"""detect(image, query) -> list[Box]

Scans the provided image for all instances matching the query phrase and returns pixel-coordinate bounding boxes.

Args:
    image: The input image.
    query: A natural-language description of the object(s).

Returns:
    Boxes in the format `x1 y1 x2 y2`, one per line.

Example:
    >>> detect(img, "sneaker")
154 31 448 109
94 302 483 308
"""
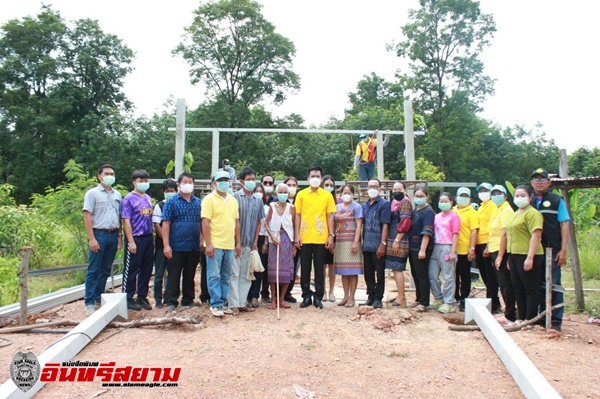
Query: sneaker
181 302 196 310
415 304 428 312
155 300 164 309
210 306 224 317
438 304 457 314
551 324 562 333
94 301 101 310
85 305 96 316
458 300 465 312
429 300 443 309
222 307 234 315
127 298 142 311
284 295 297 304
167 304 177 312
261 296 271 304
136 296 152 310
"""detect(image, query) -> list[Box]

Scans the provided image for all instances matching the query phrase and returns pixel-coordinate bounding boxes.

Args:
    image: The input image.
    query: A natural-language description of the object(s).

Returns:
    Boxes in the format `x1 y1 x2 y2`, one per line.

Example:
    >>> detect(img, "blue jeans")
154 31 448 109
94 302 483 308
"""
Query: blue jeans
206 249 233 308
358 162 375 181
539 250 564 326
84 230 119 306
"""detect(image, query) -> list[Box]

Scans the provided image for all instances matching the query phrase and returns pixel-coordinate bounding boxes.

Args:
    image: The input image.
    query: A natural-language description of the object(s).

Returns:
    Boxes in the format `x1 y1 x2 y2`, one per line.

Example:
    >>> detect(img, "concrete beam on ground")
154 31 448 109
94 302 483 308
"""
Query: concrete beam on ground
464 298 561 399
0 294 128 399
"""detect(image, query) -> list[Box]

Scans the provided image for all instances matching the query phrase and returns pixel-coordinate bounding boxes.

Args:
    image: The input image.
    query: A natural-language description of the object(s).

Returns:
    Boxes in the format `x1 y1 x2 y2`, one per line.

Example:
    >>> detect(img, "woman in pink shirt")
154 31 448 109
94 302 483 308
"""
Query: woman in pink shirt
429 192 460 314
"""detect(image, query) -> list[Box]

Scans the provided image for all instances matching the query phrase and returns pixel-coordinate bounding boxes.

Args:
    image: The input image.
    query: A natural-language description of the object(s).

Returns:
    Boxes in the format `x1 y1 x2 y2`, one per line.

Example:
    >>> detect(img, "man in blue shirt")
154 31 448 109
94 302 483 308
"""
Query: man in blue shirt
531 168 570 332
361 179 391 309
162 173 202 311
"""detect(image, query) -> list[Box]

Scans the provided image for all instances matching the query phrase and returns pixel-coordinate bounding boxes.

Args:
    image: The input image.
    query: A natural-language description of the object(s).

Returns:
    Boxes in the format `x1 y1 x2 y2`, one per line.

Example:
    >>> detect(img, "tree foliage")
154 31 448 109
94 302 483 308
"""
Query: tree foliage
174 0 300 127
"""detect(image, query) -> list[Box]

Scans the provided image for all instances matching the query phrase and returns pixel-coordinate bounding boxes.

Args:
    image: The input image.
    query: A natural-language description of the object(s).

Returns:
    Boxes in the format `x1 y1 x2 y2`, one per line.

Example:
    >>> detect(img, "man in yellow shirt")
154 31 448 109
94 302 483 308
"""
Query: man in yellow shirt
454 187 479 311
201 171 241 317
475 182 502 314
353 130 389 181
294 166 337 309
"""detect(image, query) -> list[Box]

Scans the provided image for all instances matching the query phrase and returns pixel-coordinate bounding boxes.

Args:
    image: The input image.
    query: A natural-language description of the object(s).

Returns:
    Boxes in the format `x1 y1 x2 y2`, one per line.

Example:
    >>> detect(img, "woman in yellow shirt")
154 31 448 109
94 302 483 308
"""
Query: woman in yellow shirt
453 187 479 311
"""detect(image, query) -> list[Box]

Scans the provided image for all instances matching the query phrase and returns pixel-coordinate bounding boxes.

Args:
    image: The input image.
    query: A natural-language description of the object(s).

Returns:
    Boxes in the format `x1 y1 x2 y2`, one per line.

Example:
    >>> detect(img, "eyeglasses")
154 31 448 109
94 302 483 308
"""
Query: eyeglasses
262 181 274 186
532 178 548 182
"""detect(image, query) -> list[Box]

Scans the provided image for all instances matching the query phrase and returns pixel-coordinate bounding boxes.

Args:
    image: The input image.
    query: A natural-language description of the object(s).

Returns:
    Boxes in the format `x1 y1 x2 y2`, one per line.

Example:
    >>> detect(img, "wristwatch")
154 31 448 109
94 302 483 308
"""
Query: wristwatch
329 233 335 237
469 246 475 251
381 241 387 246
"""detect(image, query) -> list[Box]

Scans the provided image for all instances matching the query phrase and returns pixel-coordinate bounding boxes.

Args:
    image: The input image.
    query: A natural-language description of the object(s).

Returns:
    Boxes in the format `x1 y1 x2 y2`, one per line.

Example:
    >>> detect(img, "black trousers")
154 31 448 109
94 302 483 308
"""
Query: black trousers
509 254 543 321
165 251 199 307
455 254 472 302
199 252 210 302
475 244 500 310
300 244 326 299
490 252 516 321
363 251 386 300
409 249 432 306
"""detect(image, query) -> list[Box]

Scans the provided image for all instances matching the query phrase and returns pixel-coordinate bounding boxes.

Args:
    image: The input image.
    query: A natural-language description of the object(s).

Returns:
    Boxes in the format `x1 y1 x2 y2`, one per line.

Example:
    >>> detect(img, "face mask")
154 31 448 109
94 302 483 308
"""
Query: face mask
180 183 194 194
164 192 176 201
478 192 491 202
491 194 505 206
102 175 115 187
253 192 263 200
288 187 297 197
227 188 233 195
414 197 426 206
342 194 353 203
136 182 149 193
362 138 368 143
392 192 405 201
216 181 229 193
456 196 470 207
367 189 379 199
224 165 230 171
309 177 321 188
514 197 530 209
438 202 451 212
277 193 289 202
264 185 273 194
244 181 256 191
324 185 334 192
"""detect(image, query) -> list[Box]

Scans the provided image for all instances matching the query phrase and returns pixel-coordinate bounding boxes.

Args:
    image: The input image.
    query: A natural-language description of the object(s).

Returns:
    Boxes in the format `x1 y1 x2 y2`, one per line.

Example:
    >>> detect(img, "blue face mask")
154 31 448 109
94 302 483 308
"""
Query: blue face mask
277 193 289 203
216 181 229 193
414 197 426 206
136 182 149 193
456 196 470 207
244 181 256 191
324 186 334 192
438 202 451 212
491 194 505 206
164 192 176 201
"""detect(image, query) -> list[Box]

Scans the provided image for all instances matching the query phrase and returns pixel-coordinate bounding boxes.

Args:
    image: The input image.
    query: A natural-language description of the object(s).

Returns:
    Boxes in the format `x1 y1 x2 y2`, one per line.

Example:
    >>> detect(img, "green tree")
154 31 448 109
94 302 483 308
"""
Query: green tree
174 0 300 127
569 147 600 177
389 0 496 176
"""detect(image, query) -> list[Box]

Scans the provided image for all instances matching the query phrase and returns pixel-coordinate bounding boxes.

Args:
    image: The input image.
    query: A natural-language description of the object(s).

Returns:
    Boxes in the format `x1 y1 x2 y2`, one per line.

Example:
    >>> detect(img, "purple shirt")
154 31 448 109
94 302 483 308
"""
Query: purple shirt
121 192 153 236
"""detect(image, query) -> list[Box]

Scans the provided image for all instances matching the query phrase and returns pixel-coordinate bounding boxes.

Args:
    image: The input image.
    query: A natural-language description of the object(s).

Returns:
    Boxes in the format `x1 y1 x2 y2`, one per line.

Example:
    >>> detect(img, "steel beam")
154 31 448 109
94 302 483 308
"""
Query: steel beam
0 293 128 398
464 298 561 399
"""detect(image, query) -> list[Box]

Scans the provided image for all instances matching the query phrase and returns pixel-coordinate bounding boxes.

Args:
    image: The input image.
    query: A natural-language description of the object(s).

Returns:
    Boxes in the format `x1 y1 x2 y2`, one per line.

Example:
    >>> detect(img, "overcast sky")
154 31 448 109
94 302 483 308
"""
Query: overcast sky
2 0 599 155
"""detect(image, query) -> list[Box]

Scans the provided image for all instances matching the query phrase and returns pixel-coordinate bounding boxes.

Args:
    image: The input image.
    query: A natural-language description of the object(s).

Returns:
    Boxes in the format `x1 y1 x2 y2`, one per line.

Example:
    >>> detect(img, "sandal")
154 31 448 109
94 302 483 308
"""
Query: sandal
279 301 291 309
345 300 355 307
391 300 407 308
338 298 348 306
267 303 277 310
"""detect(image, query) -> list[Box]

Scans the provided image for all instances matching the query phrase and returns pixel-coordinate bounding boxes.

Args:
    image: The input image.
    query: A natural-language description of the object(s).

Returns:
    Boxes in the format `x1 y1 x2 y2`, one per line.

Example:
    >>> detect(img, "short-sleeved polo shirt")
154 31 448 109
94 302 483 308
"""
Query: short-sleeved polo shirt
201 191 239 250
454 205 479 255
162 193 201 252
476 200 495 245
361 197 391 252
506 206 543 255
295 187 337 244
83 184 122 230
487 202 514 253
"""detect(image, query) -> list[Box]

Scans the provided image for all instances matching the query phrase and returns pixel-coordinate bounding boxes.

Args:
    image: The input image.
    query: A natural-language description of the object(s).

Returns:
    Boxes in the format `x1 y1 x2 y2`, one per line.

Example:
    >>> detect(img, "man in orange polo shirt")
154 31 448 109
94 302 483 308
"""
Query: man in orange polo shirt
294 166 337 309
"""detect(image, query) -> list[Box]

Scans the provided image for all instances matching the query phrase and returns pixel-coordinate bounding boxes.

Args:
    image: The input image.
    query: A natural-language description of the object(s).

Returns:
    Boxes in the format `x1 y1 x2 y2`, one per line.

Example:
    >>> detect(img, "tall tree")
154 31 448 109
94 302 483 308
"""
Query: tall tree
389 0 496 175
174 0 300 127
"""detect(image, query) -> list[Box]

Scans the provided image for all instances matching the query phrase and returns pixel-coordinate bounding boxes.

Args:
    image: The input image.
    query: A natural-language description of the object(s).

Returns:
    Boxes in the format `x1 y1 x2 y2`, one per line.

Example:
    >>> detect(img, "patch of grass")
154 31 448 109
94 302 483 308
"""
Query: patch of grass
290 332 302 339
387 350 408 358
301 342 316 351
561 267 600 317
28 273 82 298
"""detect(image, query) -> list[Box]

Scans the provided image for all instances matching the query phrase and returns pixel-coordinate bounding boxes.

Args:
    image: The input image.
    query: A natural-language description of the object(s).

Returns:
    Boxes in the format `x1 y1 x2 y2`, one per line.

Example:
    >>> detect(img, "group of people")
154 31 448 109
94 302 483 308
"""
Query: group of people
82 162 568 331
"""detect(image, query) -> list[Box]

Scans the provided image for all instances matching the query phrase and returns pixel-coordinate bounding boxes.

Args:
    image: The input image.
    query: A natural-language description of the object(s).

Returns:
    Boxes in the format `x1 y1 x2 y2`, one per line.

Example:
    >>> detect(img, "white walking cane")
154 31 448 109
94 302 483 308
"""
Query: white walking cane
276 239 281 320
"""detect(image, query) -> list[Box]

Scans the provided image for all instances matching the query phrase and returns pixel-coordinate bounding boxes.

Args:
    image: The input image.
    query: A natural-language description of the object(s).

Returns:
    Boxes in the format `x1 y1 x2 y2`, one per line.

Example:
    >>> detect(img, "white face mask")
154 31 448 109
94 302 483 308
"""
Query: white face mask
367 189 379 199
253 192 263 200
288 187 297 197
342 194 353 203
478 192 491 202
309 177 321 188
179 183 194 194
264 186 273 194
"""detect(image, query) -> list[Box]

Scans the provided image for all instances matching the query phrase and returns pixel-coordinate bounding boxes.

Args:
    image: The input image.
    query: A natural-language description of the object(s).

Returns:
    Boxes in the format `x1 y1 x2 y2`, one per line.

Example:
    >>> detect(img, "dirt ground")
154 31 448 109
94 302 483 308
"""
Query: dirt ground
1 272 599 399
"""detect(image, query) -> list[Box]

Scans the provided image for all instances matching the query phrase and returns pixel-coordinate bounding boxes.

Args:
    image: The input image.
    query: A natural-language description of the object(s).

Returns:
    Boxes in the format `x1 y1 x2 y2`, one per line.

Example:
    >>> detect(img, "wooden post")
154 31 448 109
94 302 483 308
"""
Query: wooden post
175 98 186 178
545 248 552 331
19 247 32 326
559 149 585 311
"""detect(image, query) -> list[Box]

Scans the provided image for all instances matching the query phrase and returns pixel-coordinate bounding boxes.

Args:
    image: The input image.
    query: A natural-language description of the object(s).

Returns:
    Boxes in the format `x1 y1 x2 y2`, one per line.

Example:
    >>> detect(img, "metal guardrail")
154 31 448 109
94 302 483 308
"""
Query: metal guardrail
28 260 123 277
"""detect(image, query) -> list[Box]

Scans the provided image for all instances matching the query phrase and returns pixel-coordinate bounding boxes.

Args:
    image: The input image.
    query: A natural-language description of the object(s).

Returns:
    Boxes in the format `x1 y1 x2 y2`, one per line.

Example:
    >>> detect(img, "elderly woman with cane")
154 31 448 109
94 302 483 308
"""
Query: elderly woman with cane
265 183 296 311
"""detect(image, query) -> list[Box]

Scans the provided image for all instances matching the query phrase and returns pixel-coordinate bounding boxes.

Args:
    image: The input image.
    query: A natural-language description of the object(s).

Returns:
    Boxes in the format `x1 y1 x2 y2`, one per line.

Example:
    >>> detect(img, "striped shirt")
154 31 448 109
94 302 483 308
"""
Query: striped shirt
233 189 265 247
